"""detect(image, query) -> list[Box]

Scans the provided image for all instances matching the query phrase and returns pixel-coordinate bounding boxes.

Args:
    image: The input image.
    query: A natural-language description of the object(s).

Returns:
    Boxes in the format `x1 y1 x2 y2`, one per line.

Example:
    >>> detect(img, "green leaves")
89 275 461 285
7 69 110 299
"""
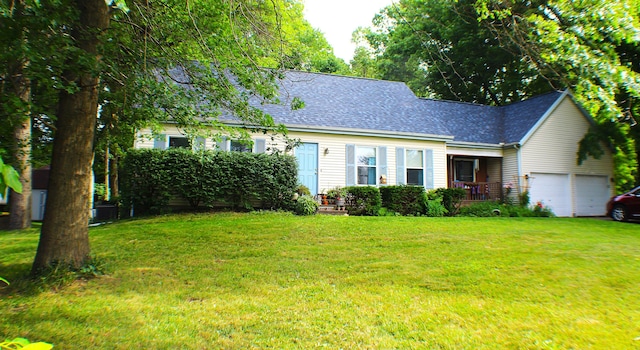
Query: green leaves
0 155 22 195
0 338 53 350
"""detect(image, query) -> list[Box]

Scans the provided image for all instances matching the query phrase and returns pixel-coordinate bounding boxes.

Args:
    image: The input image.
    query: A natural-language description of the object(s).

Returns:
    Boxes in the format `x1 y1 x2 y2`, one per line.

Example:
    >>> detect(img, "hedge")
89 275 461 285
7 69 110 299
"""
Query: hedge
379 185 428 216
120 148 297 215
345 186 381 216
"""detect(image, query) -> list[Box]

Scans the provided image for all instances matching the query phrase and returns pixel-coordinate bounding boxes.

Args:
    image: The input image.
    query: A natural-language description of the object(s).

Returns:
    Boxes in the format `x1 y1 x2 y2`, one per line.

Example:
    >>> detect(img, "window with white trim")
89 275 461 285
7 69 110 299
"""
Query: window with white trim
169 136 190 149
357 146 377 185
230 140 252 152
454 159 475 182
406 149 424 186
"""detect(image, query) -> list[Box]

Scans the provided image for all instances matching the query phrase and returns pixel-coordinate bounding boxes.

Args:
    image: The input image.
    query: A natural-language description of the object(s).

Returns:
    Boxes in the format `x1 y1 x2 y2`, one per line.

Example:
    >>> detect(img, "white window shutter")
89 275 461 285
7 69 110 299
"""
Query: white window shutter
425 149 434 189
153 134 166 149
378 146 387 185
346 144 356 186
396 147 405 185
255 138 266 153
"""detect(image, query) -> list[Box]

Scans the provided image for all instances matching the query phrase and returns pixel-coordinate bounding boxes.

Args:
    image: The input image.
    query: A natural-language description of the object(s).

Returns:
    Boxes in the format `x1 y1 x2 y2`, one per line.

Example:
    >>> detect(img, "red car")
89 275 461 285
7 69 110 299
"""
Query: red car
607 186 640 222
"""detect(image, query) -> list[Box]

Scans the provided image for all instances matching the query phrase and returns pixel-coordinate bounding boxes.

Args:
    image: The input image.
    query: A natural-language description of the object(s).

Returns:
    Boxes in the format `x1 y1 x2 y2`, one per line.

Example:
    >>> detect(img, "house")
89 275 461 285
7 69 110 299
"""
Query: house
135 71 614 217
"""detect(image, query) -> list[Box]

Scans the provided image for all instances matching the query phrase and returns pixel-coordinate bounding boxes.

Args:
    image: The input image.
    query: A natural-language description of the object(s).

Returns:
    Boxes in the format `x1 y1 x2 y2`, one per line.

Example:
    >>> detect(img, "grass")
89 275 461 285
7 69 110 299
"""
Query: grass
1 213 640 349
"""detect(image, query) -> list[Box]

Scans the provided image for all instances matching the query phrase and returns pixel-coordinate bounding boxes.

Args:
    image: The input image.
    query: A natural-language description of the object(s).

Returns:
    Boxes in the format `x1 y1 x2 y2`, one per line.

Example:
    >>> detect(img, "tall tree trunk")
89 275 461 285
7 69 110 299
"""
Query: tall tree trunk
110 154 119 199
32 0 109 273
6 0 32 230
9 114 32 230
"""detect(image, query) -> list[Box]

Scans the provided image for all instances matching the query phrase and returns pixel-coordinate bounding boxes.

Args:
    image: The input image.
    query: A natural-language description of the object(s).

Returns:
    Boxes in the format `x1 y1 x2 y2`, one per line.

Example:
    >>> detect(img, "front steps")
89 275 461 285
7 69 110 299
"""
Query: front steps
318 205 349 216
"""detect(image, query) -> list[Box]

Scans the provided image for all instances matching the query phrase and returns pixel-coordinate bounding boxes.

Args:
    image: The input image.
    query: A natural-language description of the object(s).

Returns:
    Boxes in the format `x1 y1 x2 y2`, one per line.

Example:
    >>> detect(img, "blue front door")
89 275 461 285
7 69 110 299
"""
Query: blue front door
296 143 319 195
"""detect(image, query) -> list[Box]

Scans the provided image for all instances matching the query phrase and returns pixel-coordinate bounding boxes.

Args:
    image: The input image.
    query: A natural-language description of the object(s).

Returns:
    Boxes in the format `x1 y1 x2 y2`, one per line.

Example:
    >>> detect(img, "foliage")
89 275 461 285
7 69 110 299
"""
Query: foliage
379 185 427 216
425 190 448 217
120 149 297 215
0 156 22 195
0 338 53 350
434 188 466 216
363 0 548 103
296 184 310 196
294 195 319 216
326 186 347 200
120 149 173 216
519 190 530 207
344 186 381 216
458 200 554 217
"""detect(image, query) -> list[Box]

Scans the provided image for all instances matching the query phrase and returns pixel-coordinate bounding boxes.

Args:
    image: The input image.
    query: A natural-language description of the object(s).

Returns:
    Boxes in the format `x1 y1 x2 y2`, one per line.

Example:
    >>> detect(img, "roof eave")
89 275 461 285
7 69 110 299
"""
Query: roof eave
284 124 454 142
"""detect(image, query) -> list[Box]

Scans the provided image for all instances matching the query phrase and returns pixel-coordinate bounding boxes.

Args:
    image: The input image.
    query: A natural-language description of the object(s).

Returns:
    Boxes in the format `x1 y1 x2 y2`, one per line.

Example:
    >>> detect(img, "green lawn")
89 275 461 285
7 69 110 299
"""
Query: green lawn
1 213 639 349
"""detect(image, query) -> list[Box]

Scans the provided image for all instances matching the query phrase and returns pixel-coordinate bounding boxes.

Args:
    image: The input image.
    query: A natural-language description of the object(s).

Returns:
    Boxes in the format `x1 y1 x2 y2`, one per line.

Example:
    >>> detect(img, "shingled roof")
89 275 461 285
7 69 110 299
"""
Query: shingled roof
256 71 565 146
257 71 452 139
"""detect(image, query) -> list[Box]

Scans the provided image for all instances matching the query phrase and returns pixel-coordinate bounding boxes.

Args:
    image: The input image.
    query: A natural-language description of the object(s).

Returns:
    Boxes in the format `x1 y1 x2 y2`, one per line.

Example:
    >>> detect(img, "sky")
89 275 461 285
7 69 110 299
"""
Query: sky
302 0 393 62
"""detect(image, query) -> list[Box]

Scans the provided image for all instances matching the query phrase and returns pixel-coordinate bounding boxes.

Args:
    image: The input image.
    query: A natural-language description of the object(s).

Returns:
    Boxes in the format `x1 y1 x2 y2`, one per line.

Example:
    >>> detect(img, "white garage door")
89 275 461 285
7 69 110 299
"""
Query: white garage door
575 175 610 216
529 173 572 217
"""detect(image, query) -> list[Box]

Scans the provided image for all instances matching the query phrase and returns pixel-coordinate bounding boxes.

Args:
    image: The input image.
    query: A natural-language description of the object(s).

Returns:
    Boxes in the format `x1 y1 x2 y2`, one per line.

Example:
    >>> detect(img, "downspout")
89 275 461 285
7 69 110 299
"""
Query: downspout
514 144 522 195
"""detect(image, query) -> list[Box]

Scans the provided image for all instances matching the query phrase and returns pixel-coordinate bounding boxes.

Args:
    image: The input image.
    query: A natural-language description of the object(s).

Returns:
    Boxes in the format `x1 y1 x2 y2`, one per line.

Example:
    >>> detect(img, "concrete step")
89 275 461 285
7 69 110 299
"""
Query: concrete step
318 205 349 216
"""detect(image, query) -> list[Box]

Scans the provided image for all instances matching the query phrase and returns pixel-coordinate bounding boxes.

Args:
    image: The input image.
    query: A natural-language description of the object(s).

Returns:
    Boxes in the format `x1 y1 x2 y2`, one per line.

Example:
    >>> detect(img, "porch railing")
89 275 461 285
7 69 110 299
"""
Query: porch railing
451 182 502 202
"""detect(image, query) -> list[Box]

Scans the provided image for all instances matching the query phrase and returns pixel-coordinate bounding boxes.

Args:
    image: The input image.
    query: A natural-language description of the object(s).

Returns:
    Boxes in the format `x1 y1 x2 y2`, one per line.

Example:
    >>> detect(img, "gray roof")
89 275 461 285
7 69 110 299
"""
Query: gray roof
254 71 565 145
501 91 564 144
256 71 451 138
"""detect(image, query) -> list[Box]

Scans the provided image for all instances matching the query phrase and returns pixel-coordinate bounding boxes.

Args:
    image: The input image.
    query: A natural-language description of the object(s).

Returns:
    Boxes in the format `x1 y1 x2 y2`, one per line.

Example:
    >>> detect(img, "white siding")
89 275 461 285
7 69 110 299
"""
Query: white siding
502 147 520 193
136 127 448 191
520 97 614 216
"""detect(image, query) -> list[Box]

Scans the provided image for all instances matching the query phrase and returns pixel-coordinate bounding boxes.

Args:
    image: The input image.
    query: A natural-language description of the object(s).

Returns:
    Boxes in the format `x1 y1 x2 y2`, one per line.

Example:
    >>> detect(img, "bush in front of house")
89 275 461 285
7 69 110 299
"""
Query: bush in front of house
380 185 428 216
435 187 466 216
120 149 297 215
120 149 173 216
458 200 555 217
425 190 447 217
344 186 381 216
294 195 319 215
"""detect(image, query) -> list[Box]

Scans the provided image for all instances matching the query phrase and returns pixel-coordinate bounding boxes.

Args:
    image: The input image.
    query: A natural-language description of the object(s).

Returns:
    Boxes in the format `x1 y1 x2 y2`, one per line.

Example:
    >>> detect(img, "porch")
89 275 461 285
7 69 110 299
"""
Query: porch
448 155 503 203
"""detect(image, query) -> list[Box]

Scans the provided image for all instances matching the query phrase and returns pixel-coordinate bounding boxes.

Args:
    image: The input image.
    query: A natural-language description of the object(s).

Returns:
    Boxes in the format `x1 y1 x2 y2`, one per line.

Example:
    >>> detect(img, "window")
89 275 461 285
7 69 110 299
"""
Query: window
169 136 190 149
455 159 475 182
357 146 377 185
406 149 424 185
230 140 252 152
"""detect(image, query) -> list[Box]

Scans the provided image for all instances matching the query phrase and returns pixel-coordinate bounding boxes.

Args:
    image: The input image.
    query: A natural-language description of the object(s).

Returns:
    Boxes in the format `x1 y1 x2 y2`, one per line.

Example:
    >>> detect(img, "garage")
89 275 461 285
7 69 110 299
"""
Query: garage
575 175 611 216
529 173 572 217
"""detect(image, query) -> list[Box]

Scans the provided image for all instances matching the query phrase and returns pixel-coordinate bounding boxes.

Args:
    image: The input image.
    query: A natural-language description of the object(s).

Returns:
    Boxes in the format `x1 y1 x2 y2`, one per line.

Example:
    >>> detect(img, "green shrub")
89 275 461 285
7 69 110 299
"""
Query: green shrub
294 195 319 215
0 338 53 349
458 201 505 217
435 188 466 216
120 149 173 216
344 186 381 216
120 149 297 215
425 190 447 217
519 190 530 207
380 185 428 216
457 201 555 217
296 184 311 196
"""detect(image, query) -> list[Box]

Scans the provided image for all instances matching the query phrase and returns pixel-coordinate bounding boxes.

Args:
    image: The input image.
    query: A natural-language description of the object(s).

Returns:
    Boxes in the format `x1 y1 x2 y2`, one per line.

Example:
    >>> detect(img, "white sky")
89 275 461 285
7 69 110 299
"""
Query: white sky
302 0 393 62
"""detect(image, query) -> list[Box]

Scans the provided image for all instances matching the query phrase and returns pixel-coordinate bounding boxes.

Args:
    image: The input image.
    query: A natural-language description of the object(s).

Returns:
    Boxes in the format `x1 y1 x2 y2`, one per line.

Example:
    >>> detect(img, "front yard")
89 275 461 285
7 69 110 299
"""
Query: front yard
1 213 639 348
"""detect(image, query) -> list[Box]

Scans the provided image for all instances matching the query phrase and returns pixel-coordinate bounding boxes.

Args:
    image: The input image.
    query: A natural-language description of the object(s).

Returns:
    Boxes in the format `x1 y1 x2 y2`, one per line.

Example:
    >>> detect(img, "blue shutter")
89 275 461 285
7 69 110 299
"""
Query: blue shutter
255 138 266 153
153 134 166 149
378 146 387 185
346 144 356 186
425 149 434 189
218 137 228 151
396 147 405 185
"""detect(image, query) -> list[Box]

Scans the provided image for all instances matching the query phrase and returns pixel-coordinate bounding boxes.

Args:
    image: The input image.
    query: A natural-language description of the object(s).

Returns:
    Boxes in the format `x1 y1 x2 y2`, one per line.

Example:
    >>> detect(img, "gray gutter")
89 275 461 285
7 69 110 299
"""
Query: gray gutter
222 121 455 142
